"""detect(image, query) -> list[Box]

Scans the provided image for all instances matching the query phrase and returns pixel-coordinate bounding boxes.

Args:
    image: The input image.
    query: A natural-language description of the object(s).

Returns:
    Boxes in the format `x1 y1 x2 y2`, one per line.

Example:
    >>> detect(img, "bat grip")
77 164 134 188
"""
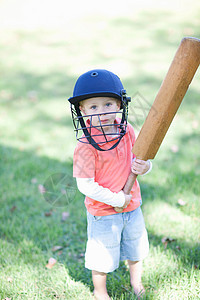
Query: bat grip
114 172 138 213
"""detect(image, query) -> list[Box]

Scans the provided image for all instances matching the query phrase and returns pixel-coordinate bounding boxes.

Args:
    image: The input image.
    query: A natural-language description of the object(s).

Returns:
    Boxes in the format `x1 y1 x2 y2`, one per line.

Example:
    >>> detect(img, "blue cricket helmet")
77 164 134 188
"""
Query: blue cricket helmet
68 69 125 106
68 69 131 151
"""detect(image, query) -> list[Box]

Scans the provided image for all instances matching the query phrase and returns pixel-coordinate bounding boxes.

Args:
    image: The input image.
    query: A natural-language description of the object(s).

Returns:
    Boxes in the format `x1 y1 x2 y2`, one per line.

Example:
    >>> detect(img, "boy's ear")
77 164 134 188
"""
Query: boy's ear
79 105 86 115
117 100 121 111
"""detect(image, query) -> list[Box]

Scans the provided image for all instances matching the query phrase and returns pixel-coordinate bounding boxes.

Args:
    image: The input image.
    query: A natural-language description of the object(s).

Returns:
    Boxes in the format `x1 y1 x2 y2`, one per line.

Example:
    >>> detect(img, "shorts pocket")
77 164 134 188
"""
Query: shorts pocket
94 216 102 221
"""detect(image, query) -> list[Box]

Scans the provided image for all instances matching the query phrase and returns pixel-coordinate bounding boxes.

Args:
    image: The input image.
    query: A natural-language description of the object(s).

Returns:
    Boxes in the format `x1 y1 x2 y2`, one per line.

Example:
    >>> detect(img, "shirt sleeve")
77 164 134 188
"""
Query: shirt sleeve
73 143 96 178
76 177 125 207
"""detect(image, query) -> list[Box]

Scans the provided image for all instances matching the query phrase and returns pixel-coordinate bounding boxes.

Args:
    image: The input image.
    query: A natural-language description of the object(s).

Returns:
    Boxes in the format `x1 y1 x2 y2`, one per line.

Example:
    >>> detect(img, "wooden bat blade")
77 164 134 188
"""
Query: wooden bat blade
132 37 200 160
115 37 200 212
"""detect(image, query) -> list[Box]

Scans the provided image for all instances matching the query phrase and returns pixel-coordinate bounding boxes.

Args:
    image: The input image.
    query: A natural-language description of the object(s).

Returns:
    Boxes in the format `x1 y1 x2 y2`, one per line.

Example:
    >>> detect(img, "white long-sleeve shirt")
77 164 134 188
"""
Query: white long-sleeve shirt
76 177 125 207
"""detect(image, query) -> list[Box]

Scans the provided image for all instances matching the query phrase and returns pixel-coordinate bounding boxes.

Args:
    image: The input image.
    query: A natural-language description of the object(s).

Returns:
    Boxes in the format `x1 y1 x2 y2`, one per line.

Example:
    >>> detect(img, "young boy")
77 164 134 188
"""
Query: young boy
68 69 151 300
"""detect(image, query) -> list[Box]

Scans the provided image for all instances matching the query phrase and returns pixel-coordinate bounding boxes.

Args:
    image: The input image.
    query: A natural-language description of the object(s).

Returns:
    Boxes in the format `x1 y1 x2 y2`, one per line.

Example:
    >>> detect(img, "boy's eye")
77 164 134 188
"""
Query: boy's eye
90 105 97 110
106 102 112 107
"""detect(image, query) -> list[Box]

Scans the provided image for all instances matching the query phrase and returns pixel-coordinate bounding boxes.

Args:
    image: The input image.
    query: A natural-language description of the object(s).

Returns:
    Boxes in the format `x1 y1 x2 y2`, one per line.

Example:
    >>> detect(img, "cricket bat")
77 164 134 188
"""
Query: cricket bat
115 37 200 213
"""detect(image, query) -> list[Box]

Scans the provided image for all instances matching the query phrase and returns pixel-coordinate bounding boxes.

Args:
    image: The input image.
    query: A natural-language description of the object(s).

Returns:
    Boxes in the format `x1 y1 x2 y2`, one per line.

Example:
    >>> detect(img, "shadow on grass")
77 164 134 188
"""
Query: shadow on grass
147 231 200 267
0 142 199 299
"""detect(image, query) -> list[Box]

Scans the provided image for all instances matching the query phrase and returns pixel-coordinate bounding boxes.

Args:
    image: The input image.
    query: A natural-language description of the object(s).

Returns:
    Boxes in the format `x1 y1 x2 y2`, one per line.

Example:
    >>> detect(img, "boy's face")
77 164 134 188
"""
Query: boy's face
80 97 121 133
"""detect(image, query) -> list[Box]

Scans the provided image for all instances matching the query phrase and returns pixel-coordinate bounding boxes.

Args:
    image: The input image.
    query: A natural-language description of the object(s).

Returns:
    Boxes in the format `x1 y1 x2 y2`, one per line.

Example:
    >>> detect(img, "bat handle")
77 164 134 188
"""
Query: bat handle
114 173 138 213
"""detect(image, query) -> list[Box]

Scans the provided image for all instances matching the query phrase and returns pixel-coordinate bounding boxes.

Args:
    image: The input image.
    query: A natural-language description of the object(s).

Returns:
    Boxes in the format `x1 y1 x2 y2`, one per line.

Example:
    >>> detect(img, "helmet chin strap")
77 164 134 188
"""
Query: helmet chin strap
75 105 126 151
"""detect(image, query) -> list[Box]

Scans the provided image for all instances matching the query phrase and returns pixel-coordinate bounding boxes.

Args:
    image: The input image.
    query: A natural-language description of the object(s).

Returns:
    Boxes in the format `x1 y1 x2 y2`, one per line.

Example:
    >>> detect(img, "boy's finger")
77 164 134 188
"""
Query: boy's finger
131 168 140 175
135 158 145 164
132 162 143 169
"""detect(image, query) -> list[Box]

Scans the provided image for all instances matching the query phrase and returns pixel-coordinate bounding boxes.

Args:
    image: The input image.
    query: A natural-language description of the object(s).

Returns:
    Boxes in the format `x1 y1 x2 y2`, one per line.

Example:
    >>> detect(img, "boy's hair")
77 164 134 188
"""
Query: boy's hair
79 97 121 110
68 69 131 151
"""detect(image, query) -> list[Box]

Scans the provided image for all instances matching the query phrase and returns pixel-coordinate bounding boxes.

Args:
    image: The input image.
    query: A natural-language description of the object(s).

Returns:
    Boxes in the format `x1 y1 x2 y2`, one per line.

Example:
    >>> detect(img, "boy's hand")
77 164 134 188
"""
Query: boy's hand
114 193 132 212
131 158 150 175
115 194 132 212
123 193 132 209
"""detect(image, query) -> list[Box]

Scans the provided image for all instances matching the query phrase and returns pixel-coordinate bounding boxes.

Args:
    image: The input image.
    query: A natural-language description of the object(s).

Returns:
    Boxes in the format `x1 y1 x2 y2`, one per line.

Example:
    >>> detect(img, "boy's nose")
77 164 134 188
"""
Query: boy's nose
99 109 106 116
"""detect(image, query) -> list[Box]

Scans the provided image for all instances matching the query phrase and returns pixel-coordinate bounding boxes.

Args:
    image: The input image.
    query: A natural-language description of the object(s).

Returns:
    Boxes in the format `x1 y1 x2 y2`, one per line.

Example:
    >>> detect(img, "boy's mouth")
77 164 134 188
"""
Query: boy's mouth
100 119 109 124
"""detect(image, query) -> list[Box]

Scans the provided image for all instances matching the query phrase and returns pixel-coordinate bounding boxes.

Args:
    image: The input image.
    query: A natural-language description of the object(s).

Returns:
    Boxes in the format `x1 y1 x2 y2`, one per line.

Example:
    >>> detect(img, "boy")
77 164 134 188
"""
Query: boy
68 69 151 299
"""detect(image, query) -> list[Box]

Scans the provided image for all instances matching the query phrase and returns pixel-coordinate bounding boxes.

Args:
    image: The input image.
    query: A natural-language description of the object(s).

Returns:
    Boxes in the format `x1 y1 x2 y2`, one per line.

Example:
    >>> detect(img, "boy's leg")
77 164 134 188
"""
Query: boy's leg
128 260 145 298
92 270 111 300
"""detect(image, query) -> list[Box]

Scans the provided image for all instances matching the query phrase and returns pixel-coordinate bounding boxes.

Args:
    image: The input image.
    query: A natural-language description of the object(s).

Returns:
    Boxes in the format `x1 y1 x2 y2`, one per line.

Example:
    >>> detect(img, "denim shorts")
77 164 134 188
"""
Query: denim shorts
85 206 149 273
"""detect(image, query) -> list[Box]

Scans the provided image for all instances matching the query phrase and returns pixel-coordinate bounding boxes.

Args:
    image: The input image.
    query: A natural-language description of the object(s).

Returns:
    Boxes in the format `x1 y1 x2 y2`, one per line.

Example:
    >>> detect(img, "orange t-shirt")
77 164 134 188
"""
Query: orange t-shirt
73 119 141 216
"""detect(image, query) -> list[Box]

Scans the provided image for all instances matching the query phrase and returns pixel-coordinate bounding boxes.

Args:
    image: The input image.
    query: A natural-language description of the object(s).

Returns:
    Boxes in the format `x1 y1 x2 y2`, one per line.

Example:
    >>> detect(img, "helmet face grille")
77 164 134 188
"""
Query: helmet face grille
74 112 126 144
71 102 129 151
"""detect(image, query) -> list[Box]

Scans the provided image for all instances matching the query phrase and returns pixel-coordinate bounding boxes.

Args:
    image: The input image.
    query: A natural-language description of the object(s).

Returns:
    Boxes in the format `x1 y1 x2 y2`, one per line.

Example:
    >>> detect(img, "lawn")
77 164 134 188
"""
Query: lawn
0 1 200 299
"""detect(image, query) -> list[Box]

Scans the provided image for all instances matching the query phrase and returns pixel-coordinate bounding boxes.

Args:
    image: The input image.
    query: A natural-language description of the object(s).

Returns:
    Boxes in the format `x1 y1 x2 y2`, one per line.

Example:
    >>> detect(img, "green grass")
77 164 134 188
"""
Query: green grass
0 1 200 299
